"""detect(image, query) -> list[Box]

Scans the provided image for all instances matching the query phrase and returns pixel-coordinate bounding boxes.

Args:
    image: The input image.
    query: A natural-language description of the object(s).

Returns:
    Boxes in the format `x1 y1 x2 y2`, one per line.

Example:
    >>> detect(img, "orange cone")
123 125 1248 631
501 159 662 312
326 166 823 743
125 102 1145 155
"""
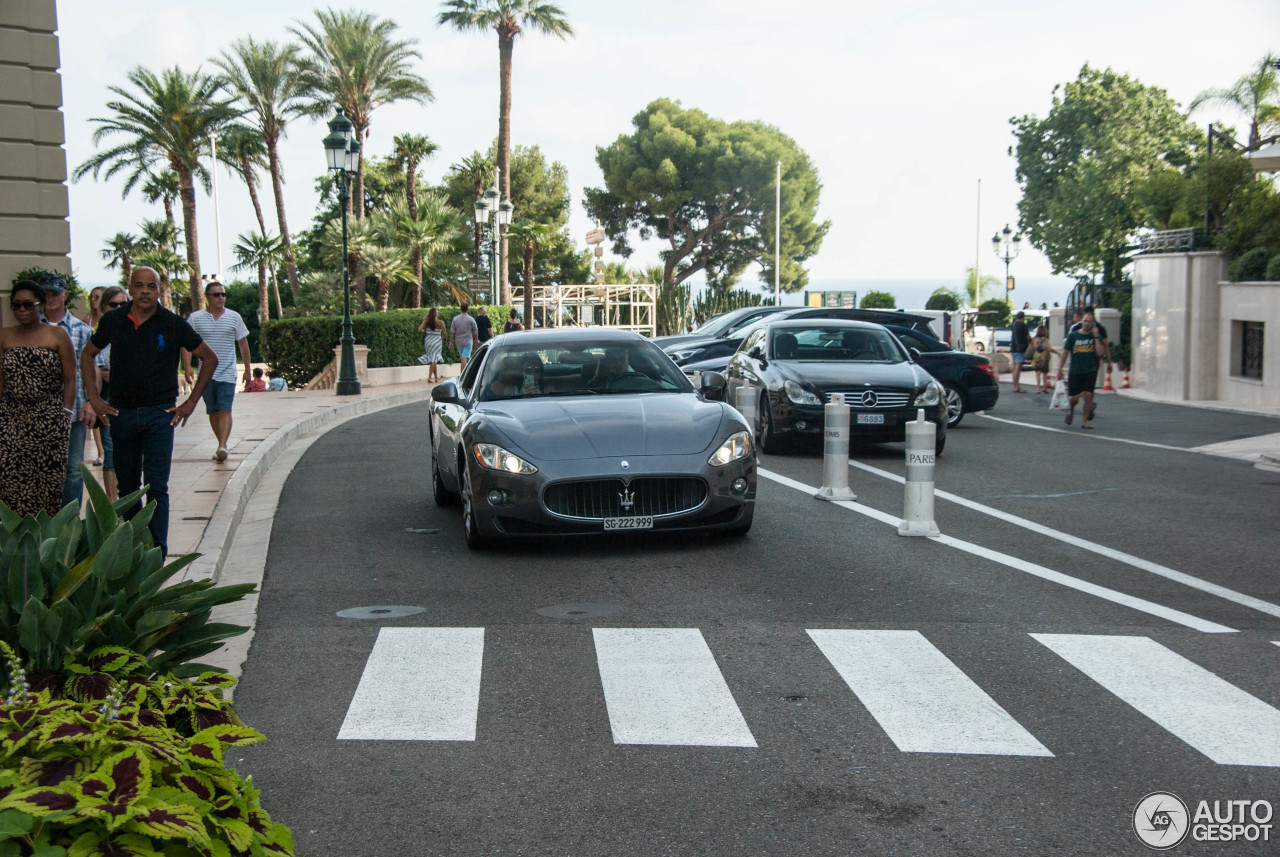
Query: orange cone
1121 369 1130 389
1103 368 1115 392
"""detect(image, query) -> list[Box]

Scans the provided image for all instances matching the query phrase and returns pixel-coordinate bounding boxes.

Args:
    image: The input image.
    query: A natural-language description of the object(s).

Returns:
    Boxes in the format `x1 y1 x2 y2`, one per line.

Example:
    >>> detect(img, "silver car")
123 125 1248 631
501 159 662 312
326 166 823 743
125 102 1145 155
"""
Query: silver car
429 329 756 548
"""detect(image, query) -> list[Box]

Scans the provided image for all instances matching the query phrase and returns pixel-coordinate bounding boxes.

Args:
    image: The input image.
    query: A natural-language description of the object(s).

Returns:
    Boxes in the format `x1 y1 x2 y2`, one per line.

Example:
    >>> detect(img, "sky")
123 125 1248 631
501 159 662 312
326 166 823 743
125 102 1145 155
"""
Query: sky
56 0 1280 299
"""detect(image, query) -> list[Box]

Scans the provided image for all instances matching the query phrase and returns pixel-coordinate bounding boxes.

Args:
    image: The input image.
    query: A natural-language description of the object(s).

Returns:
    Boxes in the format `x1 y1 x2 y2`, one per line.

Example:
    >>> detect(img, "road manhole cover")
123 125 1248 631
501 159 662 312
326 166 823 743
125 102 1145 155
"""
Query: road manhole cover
336 606 426 620
536 603 622 620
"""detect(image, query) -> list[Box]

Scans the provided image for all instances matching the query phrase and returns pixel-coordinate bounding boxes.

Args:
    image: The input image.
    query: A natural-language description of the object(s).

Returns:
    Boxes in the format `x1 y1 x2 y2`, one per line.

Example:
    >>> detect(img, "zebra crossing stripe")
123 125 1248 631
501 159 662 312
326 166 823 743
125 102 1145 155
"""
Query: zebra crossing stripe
337 627 484 741
592 628 757 747
808 629 1053 757
1033 634 1280 766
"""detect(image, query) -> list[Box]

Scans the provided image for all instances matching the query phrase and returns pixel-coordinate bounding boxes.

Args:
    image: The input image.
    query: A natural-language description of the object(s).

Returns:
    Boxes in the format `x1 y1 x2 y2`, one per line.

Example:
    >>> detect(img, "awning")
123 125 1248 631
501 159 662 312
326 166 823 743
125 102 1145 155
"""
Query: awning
1247 141 1280 172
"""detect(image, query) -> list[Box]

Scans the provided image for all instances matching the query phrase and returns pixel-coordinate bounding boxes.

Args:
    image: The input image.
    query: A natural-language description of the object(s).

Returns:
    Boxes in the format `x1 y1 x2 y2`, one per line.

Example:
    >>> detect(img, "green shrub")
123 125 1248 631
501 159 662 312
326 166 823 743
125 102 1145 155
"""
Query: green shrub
0 468 253 681
925 288 961 311
977 298 1012 329
10 268 83 303
1230 247 1272 281
1265 253 1280 282
0 643 293 856
860 290 896 309
260 305 512 387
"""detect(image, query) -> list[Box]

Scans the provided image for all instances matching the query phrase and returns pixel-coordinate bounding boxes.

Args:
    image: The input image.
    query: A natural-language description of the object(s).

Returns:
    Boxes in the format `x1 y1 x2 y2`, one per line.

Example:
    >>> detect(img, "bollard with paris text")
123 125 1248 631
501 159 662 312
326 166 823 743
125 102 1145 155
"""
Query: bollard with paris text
898 408 940 536
814 393 856 501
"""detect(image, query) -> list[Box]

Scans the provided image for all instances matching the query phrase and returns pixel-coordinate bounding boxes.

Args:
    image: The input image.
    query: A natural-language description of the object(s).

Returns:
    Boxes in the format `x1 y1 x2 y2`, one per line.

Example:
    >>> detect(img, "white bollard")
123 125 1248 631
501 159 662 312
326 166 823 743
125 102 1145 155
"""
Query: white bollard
734 384 759 429
898 408 940 537
814 393 856 501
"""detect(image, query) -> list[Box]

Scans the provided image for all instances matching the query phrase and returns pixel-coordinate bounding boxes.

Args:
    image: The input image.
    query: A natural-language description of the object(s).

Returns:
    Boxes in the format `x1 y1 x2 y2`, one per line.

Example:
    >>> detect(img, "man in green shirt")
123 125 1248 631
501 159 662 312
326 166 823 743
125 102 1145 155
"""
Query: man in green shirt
1056 311 1105 429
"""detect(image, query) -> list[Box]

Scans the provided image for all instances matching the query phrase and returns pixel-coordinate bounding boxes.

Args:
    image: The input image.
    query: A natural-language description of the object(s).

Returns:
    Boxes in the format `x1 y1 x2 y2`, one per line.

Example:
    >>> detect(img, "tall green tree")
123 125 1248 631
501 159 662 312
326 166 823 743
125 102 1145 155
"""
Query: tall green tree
449 153 494 268
1010 65 1199 284
218 124 270 235
292 9 433 221
100 232 140 288
391 134 440 305
73 66 238 312
506 220 550 323
1190 53 1280 151
585 98 829 297
214 37 311 298
361 243 416 312
140 169 181 236
436 0 574 304
232 230 284 322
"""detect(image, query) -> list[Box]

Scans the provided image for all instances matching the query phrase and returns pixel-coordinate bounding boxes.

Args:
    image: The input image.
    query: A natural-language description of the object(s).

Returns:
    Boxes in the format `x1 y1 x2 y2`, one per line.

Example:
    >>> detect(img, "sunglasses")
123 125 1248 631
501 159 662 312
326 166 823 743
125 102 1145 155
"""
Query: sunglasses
208 292 226 298
11 300 41 310
107 300 128 308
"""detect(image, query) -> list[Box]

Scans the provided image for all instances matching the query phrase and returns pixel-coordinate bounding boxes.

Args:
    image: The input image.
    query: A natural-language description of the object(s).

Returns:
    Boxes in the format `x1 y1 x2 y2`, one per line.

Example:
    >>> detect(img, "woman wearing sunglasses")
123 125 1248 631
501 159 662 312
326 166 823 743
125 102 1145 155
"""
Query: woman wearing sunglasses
0 280 77 516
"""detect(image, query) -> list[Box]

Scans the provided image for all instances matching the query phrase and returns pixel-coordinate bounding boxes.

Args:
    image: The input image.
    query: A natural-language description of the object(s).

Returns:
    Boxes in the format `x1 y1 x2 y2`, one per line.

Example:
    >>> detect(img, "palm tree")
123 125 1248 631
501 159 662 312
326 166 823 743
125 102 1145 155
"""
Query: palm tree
100 232 140 287
232 230 285 323
292 9 434 219
322 216 375 313
450 153 494 268
218 124 270 234
437 1 573 304
213 37 309 298
384 192 468 309
360 243 416 312
391 134 439 305
1191 53 1280 151
140 170 181 235
73 66 239 312
138 218 182 256
505 220 549 325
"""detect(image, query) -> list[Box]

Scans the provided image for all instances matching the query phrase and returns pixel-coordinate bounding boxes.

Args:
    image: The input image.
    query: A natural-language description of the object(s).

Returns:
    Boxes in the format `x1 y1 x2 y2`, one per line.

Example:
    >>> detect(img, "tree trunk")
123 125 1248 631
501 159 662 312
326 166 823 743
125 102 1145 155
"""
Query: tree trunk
121 258 132 289
412 246 423 309
177 165 203 313
266 137 300 299
349 253 364 313
241 156 267 234
270 269 283 319
352 122 367 220
472 176 484 269
497 32 514 305
376 277 390 312
257 262 269 324
408 164 421 308
523 240 534 327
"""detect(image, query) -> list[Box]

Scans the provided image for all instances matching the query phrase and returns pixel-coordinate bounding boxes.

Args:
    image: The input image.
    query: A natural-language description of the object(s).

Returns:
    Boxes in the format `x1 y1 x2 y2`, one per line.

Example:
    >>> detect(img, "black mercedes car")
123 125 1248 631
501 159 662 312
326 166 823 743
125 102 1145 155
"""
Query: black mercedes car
430 329 756 548
724 319 948 454
881 324 999 427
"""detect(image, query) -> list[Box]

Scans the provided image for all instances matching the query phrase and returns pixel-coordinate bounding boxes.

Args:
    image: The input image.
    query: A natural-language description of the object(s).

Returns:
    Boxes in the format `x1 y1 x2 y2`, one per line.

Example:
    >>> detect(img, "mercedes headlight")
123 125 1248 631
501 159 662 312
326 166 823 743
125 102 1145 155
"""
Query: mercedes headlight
913 381 943 408
670 348 703 364
784 380 822 405
709 430 752 466
473 443 538 474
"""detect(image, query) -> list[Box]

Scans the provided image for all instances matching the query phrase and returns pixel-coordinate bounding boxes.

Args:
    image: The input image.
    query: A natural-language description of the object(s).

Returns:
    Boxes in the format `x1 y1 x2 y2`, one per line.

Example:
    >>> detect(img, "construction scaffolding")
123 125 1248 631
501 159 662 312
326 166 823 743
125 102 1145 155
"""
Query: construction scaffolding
511 283 657 336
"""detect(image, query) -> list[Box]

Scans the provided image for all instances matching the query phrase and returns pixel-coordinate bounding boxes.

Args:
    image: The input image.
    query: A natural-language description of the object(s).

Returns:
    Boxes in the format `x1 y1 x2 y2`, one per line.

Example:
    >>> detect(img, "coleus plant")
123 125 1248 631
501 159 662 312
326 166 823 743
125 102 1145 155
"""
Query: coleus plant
0 644 293 856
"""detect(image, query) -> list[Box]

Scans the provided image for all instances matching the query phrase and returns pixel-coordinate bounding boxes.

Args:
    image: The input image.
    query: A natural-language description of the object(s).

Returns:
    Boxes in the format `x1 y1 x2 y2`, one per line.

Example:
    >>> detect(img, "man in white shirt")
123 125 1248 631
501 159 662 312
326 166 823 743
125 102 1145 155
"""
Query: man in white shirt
182 281 251 461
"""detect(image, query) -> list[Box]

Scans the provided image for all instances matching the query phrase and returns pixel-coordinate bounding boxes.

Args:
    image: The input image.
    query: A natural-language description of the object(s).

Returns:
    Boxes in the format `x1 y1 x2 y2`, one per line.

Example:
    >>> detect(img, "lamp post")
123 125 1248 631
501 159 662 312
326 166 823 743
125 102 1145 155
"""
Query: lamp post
991 224 1021 307
472 168 512 306
323 107 362 396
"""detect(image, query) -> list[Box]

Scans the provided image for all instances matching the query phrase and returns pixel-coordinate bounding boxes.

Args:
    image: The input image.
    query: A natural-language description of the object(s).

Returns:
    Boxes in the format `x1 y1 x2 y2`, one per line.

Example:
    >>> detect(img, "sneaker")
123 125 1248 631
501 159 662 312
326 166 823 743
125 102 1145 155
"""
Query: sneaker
215 446 228 462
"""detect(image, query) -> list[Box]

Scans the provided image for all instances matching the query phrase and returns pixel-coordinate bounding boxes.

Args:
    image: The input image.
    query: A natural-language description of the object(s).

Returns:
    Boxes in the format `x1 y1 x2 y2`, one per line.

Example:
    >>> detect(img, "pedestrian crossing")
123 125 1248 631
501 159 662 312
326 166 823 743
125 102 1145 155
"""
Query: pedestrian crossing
337 628 1280 767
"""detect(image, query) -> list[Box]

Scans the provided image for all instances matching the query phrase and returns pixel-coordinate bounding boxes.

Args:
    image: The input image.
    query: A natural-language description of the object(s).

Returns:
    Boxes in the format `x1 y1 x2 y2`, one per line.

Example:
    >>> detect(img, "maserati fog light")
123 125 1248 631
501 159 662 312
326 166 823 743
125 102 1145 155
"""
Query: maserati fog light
795 420 808 430
731 478 748 494
487 489 506 505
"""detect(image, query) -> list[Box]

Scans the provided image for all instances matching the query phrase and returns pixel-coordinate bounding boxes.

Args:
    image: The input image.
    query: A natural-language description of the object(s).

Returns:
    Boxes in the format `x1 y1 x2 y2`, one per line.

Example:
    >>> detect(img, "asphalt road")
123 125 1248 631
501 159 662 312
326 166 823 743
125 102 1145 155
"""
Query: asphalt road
233 391 1280 856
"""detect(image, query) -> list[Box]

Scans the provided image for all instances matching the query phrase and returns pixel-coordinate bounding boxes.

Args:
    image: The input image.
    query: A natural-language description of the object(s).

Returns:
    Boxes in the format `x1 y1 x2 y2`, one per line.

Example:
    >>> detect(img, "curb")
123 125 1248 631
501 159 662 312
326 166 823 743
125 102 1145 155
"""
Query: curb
188 390 432 583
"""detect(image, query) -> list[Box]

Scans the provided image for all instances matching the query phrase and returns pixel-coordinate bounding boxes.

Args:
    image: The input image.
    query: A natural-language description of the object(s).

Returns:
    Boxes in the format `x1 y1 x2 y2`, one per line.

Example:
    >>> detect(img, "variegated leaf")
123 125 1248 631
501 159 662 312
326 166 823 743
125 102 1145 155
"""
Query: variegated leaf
64 672 114 702
190 725 263 749
19 754 87 787
208 815 253 852
124 798 211 848
0 786 80 816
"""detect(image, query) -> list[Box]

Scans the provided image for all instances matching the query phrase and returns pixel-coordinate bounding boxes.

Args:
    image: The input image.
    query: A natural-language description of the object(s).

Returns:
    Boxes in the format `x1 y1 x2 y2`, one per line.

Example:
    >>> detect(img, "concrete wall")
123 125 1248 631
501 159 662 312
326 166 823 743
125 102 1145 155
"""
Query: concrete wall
1132 253 1227 400
1218 282 1280 410
0 0 69 326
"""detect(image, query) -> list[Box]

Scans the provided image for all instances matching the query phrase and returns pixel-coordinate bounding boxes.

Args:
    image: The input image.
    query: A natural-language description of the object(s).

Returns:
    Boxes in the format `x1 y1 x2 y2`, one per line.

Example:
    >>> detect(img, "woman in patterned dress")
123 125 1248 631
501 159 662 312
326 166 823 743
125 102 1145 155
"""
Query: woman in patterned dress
0 281 77 516
417 307 446 383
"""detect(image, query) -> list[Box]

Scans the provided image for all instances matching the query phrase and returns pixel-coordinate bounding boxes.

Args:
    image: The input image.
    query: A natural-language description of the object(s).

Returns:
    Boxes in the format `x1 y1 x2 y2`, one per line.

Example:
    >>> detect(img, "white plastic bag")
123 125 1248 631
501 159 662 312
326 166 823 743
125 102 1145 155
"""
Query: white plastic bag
1048 380 1069 410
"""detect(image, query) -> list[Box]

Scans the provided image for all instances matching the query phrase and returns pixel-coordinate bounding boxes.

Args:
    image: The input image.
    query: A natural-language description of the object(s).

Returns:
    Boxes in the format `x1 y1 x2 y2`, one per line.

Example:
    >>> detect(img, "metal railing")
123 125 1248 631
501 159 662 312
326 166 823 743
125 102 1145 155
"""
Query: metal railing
1134 228 1215 255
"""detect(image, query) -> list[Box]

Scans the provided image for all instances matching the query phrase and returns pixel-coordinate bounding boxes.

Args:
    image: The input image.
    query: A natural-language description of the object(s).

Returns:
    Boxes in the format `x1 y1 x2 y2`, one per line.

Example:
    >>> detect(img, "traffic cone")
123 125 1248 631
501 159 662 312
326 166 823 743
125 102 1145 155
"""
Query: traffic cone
1103 367 1115 392
1121 369 1130 389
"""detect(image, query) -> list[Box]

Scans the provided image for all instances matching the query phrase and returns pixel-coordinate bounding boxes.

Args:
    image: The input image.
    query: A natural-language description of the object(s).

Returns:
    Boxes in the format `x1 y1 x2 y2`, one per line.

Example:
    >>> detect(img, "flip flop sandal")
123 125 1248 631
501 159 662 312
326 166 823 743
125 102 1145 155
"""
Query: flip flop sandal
1081 423 1094 430
1087 402 1097 421
1064 411 1073 425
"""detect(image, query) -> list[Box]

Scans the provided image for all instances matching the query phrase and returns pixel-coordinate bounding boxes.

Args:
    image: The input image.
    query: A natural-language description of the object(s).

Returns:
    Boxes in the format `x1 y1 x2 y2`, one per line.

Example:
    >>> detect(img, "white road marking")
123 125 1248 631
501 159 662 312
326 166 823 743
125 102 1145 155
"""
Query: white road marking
758 469 1236 634
1033 634 1280 766
846 459 1280 621
808 629 1053 756
592 628 757 747
977 413 1188 451
338 627 484 741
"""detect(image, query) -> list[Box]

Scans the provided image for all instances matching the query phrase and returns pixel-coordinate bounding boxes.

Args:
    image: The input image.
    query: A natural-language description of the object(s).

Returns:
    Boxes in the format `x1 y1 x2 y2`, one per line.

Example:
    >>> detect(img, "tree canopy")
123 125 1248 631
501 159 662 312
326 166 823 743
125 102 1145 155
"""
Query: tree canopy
1010 65 1200 283
860 290 896 309
584 98 829 295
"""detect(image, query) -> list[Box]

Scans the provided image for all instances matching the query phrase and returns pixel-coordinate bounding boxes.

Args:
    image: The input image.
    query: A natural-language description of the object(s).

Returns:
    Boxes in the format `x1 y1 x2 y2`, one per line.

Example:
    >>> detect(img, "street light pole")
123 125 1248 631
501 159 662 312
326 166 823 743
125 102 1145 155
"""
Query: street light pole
471 167 511 308
324 107 361 396
991 224 1022 309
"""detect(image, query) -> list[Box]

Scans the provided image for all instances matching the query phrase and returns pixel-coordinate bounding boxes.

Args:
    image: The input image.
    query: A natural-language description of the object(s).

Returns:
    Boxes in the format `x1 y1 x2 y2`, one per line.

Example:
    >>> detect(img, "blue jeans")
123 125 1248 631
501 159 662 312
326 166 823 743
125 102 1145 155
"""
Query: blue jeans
62 419 86 510
111 406 174 556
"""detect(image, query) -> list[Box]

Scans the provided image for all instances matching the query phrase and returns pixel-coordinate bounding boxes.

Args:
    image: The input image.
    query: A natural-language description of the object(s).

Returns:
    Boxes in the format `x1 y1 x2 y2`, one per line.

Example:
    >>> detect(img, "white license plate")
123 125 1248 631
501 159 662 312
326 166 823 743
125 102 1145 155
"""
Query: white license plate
604 516 653 531
856 413 885 425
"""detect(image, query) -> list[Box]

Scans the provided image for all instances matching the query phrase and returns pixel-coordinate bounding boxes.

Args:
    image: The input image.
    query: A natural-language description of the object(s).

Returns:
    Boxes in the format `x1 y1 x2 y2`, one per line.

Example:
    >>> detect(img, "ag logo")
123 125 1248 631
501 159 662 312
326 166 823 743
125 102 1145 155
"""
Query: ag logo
1134 792 1189 850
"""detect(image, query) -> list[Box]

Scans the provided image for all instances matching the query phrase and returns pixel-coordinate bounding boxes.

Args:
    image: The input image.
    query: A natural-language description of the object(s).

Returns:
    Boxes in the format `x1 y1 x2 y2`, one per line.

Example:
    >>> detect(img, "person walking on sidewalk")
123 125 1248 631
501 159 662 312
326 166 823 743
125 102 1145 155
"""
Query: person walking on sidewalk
1009 311 1030 393
450 303 479 372
1056 310 1104 430
182 281 250 462
82 267 218 557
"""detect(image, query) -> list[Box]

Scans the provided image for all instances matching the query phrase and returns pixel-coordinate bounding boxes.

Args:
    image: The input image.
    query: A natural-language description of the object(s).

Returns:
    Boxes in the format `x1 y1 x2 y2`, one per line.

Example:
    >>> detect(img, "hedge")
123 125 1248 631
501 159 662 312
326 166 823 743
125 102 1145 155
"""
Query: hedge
260 306 512 387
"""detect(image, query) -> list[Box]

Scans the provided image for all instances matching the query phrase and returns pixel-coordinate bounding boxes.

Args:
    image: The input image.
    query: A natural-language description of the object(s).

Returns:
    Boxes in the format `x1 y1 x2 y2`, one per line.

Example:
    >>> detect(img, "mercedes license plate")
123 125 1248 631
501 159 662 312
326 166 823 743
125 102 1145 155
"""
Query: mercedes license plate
604 516 653 531
856 413 885 424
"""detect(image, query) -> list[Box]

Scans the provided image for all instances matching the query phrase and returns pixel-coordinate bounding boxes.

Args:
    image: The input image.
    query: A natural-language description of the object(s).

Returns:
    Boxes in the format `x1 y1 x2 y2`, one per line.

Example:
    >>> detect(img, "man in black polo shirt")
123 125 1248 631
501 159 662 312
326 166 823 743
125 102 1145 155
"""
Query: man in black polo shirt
81 267 218 556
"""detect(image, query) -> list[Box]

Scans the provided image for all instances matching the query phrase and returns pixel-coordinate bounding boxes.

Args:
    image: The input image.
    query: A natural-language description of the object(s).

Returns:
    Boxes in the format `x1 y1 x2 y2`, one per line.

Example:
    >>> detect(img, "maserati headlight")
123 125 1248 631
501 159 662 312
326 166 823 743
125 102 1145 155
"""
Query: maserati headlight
784 380 822 405
709 430 752 466
670 348 703 364
913 381 943 408
473 443 538 474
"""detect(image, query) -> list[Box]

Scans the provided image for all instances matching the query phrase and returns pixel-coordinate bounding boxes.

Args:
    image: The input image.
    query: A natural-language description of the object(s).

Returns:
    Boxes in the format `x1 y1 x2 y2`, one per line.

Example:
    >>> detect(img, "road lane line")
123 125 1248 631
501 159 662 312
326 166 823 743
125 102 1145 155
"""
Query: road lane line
592 628 757 747
846 459 1280 620
808 629 1053 756
758 468 1236 634
1033 634 1280 766
977 413 1188 452
338 627 484 741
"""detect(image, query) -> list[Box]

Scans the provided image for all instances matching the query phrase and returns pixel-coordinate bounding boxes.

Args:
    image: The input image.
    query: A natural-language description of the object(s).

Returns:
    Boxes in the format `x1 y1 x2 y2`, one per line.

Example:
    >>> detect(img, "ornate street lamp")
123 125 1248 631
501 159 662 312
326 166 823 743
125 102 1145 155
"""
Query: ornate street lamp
323 107 361 395
472 169 512 305
991 224 1022 306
